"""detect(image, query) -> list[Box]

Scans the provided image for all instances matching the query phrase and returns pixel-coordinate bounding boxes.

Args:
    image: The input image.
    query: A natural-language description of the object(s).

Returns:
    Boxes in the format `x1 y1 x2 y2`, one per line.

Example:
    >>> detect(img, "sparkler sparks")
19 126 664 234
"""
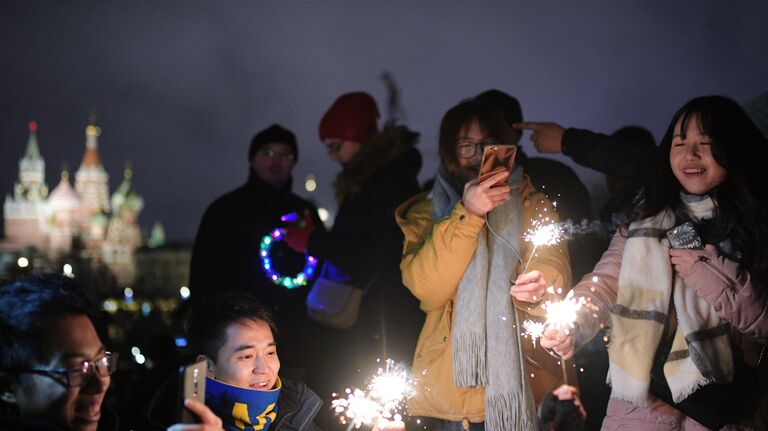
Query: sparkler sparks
522 319 545 347
522 220 564 272
332 359 415 429
520 292 586 385
543 291 585 331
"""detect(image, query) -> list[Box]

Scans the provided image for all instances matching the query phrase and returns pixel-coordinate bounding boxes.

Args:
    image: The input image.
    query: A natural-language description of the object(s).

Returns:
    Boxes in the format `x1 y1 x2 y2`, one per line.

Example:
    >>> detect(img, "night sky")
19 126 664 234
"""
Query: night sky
2 1 767 241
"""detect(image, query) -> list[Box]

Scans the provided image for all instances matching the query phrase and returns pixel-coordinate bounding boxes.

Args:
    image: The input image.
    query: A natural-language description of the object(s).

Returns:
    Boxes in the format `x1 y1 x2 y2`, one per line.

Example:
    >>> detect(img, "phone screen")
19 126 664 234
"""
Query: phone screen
478 144 517 187
178 361 207 423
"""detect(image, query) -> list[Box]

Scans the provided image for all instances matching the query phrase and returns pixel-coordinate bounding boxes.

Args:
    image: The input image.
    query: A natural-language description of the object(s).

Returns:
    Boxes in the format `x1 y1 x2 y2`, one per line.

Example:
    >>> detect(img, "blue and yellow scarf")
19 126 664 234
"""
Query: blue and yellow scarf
206 377 281 431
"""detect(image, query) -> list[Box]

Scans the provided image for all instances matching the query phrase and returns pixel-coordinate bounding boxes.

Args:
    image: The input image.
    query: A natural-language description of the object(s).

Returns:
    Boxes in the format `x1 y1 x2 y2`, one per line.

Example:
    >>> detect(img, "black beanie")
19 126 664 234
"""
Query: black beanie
249 124 298 162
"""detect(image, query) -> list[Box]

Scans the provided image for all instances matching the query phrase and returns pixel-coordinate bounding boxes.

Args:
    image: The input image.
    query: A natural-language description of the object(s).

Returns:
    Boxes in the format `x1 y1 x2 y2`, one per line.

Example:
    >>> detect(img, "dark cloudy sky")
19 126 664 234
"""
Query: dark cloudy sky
2 1 767 241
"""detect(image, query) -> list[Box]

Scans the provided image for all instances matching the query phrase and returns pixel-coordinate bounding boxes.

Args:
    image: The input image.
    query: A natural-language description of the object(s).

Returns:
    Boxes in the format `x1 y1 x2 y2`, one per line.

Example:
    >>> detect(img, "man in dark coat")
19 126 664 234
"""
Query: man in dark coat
190 124 322 381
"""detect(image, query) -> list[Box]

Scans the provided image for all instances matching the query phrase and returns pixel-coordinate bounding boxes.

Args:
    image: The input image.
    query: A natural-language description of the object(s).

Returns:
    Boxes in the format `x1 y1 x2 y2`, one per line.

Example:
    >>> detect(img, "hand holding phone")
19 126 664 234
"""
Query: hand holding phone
478 144 517 187
666 221 704 249
462 170 511 216
178 361 208 424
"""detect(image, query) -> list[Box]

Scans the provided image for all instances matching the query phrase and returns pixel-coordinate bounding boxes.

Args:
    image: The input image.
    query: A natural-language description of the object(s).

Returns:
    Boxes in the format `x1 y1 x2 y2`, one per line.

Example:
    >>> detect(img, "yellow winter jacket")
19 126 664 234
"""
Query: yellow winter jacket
395 175 572 423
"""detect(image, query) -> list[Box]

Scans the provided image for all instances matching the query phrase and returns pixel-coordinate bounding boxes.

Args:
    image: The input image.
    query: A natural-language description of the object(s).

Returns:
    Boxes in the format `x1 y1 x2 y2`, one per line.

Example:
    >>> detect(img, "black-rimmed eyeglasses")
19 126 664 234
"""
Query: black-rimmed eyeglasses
456 139 504 159
257 148 295 161
8 352 118 388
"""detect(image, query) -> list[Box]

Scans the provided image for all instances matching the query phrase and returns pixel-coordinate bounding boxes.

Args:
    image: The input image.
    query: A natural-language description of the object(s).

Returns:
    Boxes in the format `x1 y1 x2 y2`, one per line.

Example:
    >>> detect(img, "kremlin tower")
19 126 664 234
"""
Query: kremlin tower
2 121 145 286
102 165 144 284
75 124 111 247
3 122 49 249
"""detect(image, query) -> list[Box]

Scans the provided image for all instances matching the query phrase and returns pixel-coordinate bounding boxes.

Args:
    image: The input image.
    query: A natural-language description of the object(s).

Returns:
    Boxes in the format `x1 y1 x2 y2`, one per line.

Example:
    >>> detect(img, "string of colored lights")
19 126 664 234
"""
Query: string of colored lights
259 228 318 289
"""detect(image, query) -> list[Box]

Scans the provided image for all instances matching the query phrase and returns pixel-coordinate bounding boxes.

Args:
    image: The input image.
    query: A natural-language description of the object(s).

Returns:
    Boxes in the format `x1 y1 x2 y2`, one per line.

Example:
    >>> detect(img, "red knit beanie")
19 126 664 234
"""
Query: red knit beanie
318 92 380 143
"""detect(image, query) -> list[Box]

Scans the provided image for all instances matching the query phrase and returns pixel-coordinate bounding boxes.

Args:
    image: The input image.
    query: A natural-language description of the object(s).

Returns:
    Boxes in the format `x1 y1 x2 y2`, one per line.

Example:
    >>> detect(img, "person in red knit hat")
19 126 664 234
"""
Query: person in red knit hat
318 92 381 164
285 92 425 427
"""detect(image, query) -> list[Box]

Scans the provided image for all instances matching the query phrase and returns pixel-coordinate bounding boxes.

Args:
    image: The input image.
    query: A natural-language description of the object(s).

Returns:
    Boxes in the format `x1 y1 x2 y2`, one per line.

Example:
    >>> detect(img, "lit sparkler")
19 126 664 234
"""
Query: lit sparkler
332 359 415 430
541 291 585 384
522 219 564 272
522 319 546 347
521 292 586 384
543 291 584 332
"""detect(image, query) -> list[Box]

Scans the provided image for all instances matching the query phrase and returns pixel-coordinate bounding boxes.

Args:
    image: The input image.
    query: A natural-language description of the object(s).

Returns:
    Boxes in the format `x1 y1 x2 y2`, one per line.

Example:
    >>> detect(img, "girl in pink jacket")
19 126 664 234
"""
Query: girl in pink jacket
542 96 768 430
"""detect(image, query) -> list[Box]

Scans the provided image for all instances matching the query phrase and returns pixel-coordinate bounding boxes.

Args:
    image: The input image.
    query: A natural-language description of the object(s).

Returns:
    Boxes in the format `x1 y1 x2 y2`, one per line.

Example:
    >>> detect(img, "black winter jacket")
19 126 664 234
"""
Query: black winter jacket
189 174 322 367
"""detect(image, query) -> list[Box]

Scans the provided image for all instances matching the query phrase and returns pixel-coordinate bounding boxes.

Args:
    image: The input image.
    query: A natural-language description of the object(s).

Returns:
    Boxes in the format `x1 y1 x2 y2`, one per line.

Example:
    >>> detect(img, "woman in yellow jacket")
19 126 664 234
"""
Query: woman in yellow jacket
396 99 572 430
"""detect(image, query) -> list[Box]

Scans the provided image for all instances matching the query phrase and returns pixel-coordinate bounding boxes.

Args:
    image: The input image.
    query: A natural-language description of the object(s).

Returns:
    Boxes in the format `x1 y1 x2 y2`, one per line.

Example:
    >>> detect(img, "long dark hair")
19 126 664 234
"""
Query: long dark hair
634 95 768 277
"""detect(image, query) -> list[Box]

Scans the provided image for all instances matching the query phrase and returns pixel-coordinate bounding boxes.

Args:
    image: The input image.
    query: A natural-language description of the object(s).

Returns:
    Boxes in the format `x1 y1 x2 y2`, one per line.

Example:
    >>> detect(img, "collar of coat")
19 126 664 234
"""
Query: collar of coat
246 170 294 199
333 123 419 201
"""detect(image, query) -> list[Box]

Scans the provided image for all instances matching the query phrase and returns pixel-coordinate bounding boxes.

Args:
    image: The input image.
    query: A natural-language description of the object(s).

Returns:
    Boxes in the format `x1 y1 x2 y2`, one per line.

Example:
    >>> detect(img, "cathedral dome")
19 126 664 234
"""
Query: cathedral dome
48 170 81 210
110 166 144 215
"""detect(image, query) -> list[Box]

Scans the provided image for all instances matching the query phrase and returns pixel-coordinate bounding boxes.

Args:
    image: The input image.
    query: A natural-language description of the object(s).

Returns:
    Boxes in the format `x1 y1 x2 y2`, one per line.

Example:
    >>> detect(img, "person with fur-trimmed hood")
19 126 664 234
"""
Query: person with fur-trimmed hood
284 91 424 385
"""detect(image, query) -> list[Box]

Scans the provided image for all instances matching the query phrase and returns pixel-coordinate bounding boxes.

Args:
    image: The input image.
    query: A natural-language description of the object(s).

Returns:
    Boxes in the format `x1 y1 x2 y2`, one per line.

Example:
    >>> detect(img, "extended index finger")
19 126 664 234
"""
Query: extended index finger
513 121 543 131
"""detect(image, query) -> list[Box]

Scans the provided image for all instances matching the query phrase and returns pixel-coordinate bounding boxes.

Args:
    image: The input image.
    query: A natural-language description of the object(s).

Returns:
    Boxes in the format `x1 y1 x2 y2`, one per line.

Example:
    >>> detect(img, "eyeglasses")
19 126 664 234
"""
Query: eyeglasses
324 140 342 155
258 148 295 161
456 139 503 159
10 352 118 388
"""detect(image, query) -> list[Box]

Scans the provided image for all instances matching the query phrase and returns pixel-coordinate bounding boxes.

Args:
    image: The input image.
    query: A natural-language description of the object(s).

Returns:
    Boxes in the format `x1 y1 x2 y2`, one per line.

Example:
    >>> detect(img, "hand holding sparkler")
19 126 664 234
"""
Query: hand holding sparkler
372 420 406 431
537 292 585 360
510 270 548 303
521 291 585 385
540 327 576 360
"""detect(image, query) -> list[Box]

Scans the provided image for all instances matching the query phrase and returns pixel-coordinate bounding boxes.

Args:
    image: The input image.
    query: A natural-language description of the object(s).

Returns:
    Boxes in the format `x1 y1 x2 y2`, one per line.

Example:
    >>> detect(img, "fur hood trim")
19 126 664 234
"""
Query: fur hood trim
334 123 419 200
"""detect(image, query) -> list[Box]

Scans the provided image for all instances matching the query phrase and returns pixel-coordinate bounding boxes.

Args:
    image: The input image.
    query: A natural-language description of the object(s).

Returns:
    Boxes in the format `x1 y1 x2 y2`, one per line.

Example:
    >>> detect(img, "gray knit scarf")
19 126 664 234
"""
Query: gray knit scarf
431 164 538 430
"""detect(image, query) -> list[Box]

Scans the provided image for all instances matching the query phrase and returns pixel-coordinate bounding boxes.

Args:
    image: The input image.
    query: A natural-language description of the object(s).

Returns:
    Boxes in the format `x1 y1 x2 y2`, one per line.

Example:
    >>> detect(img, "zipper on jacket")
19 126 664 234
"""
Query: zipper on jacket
273 407 297 430
696 255 737 292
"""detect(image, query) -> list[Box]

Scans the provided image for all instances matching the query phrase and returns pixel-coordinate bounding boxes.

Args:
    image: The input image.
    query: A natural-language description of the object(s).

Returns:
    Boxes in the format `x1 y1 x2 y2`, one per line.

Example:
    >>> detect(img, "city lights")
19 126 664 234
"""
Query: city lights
305 174 317 192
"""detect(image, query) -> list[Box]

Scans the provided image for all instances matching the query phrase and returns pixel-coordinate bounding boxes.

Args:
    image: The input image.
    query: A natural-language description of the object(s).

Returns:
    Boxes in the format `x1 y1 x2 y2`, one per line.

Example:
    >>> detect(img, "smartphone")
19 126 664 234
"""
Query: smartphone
478 144 517 187
666 221 704 249
177 361 207 423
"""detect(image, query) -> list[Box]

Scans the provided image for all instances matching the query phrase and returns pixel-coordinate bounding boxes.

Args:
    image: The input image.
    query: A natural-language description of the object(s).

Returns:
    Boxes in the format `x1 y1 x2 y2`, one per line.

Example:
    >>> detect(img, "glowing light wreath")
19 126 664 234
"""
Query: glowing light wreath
260 228 318 289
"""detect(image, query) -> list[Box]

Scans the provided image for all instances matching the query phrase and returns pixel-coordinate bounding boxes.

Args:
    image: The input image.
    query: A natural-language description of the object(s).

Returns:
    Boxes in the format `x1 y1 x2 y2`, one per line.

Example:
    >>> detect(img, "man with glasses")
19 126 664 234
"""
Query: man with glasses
190 124 322 384
0 275 221 431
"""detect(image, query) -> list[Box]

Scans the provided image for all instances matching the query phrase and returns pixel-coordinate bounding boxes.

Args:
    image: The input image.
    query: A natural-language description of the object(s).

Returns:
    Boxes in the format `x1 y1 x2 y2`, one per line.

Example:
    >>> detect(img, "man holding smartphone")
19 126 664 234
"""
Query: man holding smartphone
144 291 322 431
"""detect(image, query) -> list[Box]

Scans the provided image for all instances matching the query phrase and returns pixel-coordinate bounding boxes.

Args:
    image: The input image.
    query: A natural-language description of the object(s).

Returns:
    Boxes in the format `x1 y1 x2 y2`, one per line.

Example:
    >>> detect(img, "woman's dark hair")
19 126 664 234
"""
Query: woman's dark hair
186 291 278 363
635 95 768 277
0 275 97 371
438 99 516 177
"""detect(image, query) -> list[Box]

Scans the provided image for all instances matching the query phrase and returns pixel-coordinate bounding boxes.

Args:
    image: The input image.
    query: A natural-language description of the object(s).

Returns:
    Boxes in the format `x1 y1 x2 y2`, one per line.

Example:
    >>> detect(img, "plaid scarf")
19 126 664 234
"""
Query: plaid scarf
608 196 734 405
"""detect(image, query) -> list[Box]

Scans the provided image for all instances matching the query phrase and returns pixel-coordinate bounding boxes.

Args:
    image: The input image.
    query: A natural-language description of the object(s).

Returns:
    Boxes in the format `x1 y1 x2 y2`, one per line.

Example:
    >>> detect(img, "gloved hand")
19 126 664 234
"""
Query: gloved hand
284 211 315 254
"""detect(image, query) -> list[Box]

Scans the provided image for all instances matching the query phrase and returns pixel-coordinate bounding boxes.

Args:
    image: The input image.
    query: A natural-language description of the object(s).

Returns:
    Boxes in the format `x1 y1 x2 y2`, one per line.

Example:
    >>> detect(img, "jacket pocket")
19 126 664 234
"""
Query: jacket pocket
416 301 453 361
